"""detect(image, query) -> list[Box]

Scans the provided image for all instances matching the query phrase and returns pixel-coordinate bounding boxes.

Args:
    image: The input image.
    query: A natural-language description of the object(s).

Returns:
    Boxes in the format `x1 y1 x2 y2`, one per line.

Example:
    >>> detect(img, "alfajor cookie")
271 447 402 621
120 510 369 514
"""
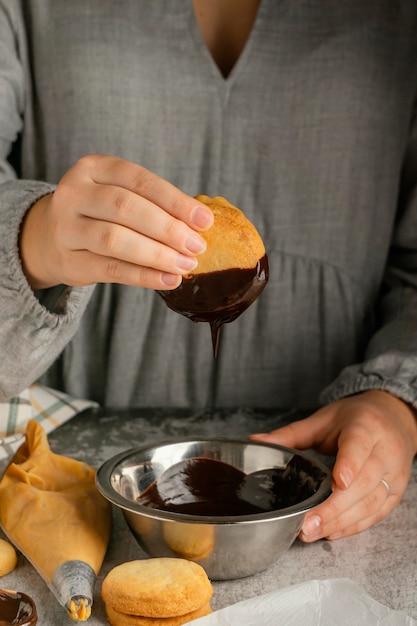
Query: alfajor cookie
158 195 269 357
0 538 18 576
105 602 212 626
189 195 266 275
101 558 213 618
163 521 214 561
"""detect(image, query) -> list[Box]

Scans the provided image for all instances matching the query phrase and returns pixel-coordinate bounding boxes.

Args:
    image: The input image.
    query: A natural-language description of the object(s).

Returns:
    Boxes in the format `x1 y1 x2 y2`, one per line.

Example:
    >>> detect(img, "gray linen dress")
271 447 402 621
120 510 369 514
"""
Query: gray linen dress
0 0 417 409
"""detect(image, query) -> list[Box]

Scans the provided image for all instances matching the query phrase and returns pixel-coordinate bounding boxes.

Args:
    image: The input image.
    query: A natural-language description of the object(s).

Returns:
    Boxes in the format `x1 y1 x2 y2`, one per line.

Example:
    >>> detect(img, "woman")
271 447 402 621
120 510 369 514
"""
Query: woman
0 0 416 542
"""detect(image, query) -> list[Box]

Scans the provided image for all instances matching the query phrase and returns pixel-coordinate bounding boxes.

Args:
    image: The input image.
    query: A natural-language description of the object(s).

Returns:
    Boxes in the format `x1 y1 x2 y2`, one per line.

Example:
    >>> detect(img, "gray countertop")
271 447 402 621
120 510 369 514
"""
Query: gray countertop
1 407 416 624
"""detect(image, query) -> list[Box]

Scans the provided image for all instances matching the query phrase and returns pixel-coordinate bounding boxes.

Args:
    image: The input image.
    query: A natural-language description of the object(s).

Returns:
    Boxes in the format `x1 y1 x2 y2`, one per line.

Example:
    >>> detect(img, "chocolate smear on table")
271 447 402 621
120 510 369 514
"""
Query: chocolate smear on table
0 590 37 626
158 255 269 358
137 455 327 516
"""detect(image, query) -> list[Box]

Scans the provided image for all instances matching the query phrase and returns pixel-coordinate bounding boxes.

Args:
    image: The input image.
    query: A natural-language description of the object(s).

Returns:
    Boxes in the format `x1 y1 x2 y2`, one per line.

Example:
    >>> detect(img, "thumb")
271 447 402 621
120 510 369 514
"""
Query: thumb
250 412 331 451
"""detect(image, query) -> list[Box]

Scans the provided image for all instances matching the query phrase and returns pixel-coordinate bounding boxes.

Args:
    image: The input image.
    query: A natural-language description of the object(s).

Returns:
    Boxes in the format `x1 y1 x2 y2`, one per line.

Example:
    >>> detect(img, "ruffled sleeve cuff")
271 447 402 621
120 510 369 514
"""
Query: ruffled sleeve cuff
0 180 94 399
319 352 417 409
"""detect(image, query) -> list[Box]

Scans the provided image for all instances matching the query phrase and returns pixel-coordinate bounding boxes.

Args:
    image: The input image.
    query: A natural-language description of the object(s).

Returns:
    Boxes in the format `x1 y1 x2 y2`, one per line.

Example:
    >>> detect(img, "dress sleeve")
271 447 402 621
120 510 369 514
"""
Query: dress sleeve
321 103 417 409
0 2 94 402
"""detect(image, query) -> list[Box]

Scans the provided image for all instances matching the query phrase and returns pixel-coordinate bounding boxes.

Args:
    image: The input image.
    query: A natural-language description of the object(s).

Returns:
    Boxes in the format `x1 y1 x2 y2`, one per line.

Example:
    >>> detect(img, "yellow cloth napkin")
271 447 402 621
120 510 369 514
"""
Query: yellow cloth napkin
0 383 97 474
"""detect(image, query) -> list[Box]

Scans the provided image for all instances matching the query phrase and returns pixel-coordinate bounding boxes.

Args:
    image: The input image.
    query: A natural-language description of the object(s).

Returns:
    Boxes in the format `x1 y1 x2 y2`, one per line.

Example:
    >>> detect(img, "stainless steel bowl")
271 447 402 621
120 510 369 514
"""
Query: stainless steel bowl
96 438 332 580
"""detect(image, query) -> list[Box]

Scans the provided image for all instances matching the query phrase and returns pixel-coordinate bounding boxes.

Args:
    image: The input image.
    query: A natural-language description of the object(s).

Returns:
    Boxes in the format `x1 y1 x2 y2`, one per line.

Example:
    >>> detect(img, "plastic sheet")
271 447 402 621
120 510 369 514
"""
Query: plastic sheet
191 578 416 626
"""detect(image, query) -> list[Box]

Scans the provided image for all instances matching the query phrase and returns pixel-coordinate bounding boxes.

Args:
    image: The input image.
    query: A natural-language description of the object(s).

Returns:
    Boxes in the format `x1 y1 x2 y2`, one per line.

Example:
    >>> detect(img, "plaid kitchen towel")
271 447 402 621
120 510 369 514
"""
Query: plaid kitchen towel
0 383 97 474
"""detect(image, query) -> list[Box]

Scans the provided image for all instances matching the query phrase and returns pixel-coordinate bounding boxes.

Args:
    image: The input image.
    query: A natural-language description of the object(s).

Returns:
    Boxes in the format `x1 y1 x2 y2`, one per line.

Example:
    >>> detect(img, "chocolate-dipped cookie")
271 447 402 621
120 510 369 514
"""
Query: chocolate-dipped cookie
158 195 268 356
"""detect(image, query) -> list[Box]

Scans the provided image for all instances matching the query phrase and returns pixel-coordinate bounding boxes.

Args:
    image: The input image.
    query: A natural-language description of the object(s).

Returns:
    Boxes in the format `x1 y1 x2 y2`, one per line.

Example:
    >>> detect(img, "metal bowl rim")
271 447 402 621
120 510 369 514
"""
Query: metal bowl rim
96 437 332 524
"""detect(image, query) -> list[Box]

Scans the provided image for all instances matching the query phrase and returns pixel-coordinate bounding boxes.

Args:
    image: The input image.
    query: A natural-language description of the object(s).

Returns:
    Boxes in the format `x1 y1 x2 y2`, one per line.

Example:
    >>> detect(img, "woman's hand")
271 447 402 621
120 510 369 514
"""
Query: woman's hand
251 390 417 541
19 154 214 290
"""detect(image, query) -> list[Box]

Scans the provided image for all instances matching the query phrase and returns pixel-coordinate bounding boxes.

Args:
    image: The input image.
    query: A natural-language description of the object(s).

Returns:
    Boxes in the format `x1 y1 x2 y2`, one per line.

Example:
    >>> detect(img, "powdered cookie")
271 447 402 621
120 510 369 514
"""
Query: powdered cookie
0 538 18 576
105 602 212 626
101 558 213 618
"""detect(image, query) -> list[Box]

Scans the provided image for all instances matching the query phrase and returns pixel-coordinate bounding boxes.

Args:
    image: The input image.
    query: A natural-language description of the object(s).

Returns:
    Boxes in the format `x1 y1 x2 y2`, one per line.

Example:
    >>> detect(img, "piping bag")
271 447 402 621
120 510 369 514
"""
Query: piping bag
0 420 112 621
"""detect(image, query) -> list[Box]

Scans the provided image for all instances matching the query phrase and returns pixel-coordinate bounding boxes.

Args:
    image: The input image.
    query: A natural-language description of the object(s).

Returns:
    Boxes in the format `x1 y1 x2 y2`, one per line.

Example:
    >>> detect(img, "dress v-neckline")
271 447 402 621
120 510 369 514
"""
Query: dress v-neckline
189 0 268 86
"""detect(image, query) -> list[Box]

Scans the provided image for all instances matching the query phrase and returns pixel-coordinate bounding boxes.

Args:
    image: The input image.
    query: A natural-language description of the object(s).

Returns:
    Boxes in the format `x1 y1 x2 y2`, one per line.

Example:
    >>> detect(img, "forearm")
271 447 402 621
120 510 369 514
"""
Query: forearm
0 180 93 400
322 97 417 411
320 287 417 409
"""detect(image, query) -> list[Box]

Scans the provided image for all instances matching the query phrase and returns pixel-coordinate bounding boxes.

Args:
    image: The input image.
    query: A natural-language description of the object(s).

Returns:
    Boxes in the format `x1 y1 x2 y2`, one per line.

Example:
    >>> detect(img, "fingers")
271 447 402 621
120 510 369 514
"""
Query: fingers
250 409 338 453
300 474 401 542
252 418 400 542
251 392 417 544
331 392 416 493
29 155 215 290
51 248 184 290
75 181 210 259
64 215 198 277
78 154 214 231
297 392 417 542
331 415 380 491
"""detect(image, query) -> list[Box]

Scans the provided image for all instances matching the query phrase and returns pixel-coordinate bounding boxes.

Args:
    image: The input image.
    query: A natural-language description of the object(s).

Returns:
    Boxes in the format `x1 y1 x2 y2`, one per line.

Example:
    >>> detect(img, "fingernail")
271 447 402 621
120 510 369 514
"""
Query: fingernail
176 254 198 271
301 515 321 537
340 468 353 489
191 206 213 229
185 234 206 255
161 273 180 286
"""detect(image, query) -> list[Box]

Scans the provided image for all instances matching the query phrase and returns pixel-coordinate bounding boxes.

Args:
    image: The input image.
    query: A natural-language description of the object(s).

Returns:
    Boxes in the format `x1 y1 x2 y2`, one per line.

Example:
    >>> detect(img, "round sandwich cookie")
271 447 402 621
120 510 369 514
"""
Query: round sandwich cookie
163 521 214 561
158 195 269 357
0 538 18 576
101 558 213 618
189 195 266 275
104 602 212 626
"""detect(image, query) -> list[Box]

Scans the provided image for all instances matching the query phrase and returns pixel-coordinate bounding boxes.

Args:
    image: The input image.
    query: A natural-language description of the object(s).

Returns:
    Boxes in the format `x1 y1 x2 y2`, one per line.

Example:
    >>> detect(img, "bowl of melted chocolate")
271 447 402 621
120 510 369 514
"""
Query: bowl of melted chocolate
97 438 332 580
0 590 37 626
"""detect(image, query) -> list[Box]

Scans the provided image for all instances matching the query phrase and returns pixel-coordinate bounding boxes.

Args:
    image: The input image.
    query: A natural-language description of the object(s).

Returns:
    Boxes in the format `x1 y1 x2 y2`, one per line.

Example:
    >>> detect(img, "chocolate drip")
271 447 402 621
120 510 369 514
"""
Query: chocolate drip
0 590 37 626
137 456 326 517
158 254 269 357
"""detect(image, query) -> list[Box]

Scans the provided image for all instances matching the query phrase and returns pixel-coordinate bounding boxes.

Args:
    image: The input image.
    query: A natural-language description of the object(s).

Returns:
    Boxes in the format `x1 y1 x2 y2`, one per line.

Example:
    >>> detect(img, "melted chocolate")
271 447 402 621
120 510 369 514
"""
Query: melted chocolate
137 456 326 516
158 254 269 357
0 591 37 626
